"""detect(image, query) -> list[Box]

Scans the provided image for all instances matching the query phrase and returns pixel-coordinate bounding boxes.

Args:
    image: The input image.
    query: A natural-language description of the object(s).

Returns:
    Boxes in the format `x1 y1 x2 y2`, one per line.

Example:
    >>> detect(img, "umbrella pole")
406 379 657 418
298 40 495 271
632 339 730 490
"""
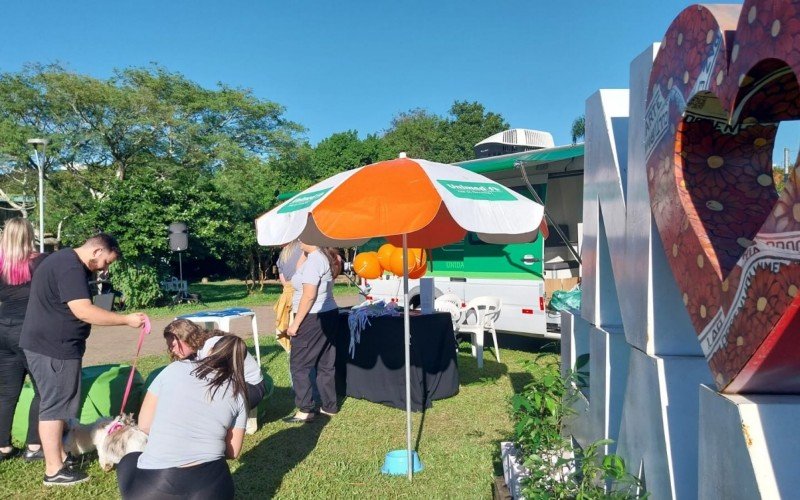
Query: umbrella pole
402 234 413 480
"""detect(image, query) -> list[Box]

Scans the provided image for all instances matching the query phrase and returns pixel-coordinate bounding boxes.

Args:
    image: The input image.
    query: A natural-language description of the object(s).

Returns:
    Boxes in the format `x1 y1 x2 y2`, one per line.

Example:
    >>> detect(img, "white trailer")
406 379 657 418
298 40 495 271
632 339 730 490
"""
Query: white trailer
364 136 583 338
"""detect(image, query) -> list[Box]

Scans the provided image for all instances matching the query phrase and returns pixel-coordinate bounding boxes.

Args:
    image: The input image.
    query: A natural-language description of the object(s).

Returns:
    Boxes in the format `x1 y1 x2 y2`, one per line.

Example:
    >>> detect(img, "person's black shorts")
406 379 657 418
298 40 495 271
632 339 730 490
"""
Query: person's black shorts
23 350 81 421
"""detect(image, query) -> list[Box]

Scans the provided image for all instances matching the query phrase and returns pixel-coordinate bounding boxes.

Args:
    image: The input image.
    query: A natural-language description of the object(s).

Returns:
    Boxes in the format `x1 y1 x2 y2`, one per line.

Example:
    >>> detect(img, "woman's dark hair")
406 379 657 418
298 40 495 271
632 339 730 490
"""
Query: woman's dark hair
85 233 122 259
191 335 249 407
322 247 342 279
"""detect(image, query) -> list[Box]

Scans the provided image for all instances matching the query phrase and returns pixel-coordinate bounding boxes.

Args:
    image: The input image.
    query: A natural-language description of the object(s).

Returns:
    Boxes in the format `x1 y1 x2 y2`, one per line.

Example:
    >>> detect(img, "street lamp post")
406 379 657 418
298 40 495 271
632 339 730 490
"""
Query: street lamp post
27 138 48 252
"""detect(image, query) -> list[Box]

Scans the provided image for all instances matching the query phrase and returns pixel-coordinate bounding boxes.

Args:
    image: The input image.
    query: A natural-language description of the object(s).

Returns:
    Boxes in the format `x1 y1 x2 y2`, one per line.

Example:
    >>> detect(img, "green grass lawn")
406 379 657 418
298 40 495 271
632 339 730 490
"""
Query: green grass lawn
0 335 555 499
140 280 361 319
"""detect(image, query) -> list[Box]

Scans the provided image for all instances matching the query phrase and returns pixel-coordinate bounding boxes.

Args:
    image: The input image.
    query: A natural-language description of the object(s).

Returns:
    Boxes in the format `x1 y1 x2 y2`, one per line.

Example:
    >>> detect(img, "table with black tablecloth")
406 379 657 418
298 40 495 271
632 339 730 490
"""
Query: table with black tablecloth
335 310 459 411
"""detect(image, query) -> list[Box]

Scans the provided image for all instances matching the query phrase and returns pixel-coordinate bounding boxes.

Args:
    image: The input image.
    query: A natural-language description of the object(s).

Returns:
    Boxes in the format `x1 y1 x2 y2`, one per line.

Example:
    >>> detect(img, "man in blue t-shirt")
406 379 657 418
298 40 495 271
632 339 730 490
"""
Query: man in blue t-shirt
20 234 145 487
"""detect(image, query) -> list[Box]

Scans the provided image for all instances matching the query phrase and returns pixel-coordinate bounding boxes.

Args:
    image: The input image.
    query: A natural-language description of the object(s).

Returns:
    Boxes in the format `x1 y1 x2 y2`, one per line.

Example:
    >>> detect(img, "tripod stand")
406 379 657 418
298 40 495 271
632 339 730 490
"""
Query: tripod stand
169 252 202 307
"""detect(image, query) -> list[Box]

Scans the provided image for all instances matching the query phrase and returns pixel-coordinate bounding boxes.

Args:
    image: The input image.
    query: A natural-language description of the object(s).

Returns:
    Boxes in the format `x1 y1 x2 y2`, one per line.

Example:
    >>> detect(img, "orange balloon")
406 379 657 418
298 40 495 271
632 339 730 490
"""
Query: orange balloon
353 252 383 279
377 243 396 270
389 248 405 276
390 247 426 276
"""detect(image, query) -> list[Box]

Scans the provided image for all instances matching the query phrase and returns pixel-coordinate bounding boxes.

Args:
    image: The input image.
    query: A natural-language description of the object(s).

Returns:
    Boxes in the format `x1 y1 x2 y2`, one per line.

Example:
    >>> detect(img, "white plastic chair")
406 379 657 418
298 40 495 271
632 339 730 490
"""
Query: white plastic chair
457 296 502 368
434 294 464 351
434 298 462 326
435 293 462 312
161 277 187 293
434 294 463 346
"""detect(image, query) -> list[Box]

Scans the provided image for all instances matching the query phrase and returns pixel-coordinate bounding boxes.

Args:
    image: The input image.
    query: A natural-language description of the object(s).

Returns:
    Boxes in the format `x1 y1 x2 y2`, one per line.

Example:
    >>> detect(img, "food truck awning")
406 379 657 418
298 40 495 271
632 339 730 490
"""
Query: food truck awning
455 143 584 175
276 143 584 201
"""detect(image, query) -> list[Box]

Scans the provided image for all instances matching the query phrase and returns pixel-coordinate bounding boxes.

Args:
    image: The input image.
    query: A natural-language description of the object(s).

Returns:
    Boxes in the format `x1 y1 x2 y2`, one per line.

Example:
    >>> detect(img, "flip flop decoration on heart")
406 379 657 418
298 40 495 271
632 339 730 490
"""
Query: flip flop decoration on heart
645 1 800 394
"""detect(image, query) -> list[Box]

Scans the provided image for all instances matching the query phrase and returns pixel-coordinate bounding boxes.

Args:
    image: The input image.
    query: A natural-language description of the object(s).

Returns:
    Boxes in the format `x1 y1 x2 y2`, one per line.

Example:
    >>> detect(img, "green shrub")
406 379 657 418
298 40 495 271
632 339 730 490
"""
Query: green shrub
510 353 646 499
110 261 164 309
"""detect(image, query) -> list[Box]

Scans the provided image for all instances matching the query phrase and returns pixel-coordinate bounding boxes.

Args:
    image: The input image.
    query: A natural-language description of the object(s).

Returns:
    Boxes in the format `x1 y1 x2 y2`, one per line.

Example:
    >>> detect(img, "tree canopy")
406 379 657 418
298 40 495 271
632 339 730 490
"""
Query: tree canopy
0 64 511 305
379 101 508 164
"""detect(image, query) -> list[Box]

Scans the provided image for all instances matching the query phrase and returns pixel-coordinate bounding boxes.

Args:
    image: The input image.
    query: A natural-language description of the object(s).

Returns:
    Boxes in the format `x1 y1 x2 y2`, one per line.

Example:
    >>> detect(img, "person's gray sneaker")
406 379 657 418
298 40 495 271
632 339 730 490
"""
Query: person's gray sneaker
43 466 88 486
23 447 43 462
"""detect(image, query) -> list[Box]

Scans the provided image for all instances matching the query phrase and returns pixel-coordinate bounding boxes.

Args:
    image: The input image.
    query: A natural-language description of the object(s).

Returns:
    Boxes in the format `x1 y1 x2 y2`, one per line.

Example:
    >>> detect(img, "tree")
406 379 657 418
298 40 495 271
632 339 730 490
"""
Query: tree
0 64 305 300
444 101 508 162
380 108 447 161
571 115 585 144
0 64 303 221
379 101 508 164
66 163 235 268
309 130 377 179
0 63 514 298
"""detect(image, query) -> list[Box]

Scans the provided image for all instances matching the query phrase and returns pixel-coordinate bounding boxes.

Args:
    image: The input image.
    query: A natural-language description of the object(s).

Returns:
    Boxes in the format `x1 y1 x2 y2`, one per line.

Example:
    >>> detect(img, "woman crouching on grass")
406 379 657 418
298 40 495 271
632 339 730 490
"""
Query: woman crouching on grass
163 319 267 407
116 335 249 499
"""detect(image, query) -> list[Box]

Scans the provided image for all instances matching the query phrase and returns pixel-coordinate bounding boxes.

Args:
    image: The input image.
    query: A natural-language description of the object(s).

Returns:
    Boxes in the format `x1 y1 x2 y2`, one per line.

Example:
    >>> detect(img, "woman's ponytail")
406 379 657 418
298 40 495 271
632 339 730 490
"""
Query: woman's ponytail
323 247 342 279
191 335 250 407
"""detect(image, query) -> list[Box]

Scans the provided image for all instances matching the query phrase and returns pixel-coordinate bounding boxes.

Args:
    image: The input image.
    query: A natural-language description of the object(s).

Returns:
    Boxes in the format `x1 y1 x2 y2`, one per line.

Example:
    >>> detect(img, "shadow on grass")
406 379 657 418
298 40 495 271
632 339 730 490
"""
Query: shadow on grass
253 343 284 365
262 386 297 424
508 371 534 394
414 409 427 451
456 347 508 385
234 402 331 499
496 333 560 354
189 282 283 302
492 437 507 478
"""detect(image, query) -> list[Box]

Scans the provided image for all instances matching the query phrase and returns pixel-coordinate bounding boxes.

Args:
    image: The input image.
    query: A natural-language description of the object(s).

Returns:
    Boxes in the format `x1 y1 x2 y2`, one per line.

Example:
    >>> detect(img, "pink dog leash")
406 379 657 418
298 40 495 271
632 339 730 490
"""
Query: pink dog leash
119 315 151 416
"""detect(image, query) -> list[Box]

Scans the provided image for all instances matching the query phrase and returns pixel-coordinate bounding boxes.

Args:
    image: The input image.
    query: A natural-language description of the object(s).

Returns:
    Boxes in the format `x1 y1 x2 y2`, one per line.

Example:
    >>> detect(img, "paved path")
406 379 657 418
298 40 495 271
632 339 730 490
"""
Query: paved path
83 295 362 366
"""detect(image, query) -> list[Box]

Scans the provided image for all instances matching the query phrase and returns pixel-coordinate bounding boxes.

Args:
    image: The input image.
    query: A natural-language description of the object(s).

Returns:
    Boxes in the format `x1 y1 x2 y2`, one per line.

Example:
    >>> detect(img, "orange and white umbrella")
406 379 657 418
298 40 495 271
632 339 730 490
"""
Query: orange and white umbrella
256 157 543 248
255 156 544 478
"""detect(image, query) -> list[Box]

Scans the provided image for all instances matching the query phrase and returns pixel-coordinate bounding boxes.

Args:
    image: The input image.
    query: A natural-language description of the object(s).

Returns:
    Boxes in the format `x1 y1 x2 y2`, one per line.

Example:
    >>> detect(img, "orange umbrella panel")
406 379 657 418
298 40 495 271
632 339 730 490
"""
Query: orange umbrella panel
311 159 444 241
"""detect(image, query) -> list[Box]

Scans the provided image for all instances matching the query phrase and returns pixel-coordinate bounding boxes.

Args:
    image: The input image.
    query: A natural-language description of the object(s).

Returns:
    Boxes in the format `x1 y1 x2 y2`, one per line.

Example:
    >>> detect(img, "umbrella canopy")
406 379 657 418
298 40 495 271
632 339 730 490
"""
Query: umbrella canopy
255 157 545 479
256 157 543 247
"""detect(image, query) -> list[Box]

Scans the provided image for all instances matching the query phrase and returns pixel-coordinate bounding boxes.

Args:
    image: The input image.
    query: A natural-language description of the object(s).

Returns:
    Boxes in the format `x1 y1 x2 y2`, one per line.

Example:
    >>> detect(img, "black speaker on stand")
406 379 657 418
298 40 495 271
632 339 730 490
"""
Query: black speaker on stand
168 222 199 306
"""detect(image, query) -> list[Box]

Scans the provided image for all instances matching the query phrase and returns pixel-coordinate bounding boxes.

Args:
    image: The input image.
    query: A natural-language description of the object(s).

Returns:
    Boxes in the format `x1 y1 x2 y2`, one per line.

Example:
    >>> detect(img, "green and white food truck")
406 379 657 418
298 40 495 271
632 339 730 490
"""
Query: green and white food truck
364 130 583 338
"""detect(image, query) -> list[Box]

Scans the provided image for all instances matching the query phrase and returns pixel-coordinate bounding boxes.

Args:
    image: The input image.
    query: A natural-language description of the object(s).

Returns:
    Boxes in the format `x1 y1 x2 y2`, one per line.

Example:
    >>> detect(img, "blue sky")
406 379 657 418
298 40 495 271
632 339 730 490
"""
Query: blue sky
1 0 797 163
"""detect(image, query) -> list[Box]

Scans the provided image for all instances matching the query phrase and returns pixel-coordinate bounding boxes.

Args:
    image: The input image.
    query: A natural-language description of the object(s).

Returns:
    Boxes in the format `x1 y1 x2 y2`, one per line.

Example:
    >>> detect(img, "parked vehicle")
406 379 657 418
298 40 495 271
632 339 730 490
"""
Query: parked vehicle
364 131 583 338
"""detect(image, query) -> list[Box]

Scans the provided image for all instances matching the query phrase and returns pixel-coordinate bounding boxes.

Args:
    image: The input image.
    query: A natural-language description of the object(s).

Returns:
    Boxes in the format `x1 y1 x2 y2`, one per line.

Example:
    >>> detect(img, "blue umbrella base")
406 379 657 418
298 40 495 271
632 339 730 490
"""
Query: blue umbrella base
381 449 424 475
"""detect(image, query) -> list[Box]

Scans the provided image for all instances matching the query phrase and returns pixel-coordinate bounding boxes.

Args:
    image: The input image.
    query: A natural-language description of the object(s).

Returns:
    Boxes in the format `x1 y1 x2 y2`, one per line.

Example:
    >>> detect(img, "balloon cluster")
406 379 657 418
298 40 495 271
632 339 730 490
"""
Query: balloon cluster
352 243 427 279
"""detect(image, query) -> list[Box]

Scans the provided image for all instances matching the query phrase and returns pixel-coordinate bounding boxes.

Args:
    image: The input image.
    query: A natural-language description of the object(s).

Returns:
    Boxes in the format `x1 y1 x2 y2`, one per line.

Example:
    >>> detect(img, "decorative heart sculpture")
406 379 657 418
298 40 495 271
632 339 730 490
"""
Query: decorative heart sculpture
646 1 800 393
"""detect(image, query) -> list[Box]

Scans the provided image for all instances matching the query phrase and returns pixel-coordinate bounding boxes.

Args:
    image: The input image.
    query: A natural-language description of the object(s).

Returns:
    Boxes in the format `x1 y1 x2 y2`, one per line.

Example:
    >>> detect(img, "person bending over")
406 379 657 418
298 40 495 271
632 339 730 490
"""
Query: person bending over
163 319 267 407
116 335 249 499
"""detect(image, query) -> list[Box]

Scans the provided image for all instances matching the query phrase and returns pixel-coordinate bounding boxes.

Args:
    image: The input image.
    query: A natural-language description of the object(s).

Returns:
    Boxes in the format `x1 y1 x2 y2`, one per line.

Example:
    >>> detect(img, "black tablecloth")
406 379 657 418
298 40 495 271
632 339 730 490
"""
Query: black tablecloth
335 310 459 412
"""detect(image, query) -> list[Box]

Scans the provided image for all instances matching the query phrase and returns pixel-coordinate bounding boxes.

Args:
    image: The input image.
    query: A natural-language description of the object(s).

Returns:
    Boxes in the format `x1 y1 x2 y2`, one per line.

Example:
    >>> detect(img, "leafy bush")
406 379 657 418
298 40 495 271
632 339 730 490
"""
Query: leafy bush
510 353 646 499
110 261 164 309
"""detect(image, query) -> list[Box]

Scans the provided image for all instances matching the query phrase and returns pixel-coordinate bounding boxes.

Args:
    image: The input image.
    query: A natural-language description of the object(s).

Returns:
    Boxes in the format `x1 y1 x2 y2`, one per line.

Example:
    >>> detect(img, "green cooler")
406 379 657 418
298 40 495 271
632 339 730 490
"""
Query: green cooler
11 364 144 444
